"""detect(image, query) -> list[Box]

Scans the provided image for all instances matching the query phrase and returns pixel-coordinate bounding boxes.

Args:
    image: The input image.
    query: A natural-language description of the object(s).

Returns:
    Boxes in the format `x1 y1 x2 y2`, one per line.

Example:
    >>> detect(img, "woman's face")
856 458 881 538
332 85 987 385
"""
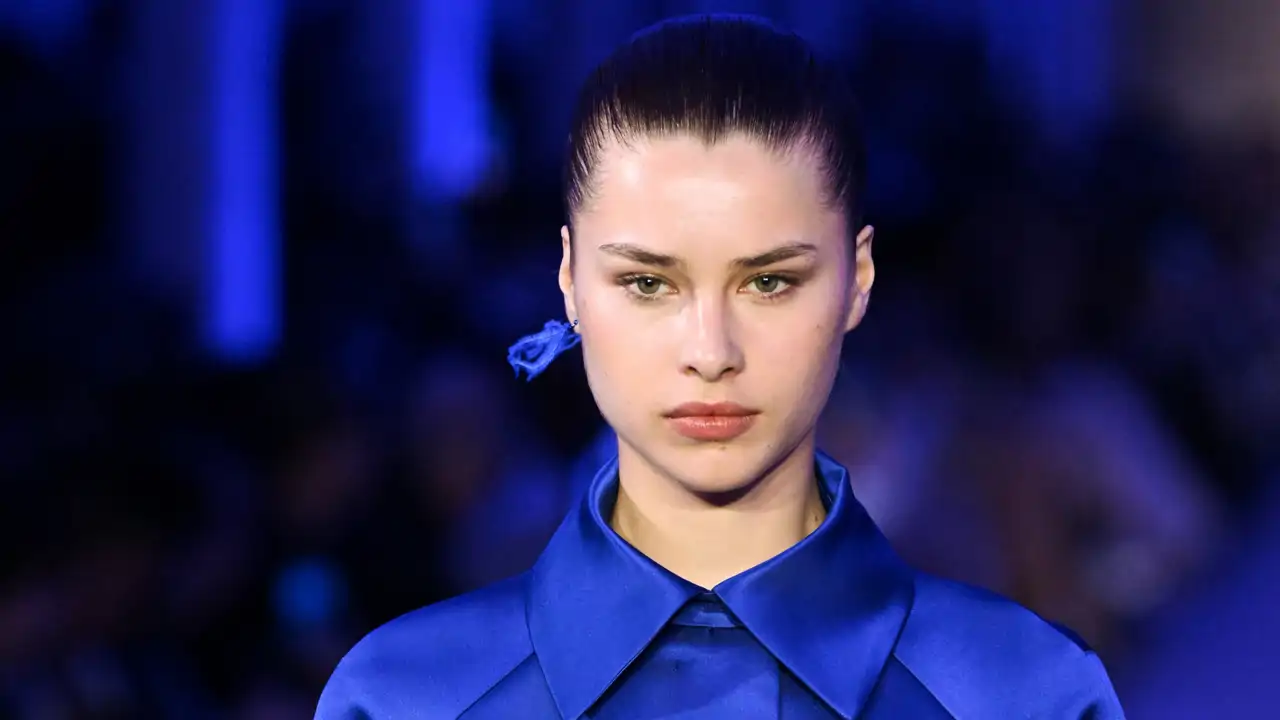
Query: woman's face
561 133 874 496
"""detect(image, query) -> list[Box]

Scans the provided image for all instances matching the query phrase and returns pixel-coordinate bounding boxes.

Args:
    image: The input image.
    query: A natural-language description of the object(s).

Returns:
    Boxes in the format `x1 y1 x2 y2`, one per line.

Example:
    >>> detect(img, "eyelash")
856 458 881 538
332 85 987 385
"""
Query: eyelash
614 273 801 303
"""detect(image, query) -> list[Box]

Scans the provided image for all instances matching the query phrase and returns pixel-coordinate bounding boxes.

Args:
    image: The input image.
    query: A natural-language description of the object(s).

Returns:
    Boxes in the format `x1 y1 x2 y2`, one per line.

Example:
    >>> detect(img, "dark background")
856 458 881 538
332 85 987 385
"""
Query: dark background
1 0 1277 717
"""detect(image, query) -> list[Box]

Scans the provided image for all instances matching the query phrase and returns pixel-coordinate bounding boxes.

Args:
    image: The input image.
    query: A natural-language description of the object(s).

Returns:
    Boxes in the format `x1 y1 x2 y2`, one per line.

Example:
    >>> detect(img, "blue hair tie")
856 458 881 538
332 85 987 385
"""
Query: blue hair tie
507 319 581 381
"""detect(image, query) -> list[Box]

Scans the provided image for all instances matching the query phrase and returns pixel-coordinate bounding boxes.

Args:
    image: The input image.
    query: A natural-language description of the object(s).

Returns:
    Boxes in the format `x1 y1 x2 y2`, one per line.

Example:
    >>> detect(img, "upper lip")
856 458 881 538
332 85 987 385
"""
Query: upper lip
664 402 759 418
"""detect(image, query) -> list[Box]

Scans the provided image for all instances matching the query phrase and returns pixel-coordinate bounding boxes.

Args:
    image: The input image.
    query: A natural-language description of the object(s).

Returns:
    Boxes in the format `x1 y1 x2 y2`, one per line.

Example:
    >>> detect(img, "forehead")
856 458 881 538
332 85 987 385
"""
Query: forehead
575 134 845 254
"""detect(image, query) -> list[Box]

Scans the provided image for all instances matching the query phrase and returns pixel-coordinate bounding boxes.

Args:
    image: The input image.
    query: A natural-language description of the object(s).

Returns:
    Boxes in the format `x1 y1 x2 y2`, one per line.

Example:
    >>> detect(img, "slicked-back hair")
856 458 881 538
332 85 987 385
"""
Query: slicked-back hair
563 14 864 234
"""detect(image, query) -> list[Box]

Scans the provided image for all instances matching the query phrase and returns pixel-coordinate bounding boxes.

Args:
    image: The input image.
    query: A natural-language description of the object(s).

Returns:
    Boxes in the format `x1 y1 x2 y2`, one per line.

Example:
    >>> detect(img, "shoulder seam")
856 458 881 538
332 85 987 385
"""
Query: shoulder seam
1048 621 1095 654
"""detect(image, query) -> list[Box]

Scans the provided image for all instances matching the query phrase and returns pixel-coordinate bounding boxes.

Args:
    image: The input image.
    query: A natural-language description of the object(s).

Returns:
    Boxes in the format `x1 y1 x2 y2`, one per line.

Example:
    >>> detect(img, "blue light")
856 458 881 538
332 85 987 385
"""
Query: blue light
203 0 284 364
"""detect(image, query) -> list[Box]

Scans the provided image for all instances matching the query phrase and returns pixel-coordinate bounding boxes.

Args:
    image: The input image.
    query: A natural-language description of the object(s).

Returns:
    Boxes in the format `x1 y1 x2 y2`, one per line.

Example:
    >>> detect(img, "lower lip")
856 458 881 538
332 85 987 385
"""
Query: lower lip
667 415 757 441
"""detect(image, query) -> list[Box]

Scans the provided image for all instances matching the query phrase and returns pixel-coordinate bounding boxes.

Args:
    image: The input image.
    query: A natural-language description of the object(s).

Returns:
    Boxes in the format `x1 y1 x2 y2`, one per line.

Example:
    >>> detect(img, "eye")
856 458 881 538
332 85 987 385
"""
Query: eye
749 274 791 296
616 273 674 301
633 276 665 295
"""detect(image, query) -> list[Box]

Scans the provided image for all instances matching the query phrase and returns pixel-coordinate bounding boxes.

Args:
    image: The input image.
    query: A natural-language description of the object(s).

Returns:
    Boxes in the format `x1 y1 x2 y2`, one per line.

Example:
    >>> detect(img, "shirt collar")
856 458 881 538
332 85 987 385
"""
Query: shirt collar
527 450 914 720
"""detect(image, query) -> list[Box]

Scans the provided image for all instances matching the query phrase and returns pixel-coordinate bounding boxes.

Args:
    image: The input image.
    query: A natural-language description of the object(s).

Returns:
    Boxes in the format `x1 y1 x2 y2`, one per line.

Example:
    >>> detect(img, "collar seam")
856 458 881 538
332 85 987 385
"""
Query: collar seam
845 580 920 719
889 650 959 719
456 649 540 717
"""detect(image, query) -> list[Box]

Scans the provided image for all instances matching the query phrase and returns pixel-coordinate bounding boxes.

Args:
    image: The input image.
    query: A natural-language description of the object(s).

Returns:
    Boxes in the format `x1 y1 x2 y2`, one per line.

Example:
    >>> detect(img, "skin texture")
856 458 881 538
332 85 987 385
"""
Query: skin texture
560 133 875 588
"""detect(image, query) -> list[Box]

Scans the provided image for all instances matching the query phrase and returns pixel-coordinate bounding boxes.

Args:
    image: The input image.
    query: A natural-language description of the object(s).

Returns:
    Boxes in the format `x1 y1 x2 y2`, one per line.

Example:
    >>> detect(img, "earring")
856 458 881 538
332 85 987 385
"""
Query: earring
506 319 582 381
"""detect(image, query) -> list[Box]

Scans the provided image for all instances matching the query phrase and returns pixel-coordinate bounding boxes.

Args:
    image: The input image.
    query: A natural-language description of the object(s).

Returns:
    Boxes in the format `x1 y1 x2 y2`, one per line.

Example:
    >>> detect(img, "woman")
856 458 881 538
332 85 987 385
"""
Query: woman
317 14 1125 719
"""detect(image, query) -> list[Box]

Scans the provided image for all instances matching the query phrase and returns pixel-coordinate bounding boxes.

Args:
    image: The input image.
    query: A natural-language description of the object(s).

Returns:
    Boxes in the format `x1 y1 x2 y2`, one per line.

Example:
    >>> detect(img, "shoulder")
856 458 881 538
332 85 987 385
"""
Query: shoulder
895 573 1125 719
315 574 533 720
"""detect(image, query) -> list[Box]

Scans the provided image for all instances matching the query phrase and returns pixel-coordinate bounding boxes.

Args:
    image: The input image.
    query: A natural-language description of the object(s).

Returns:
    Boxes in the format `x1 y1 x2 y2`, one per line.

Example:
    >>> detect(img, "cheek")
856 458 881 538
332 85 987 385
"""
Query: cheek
580 322 645 383
576 290 662 405
747 308 844 404
576 280 847 415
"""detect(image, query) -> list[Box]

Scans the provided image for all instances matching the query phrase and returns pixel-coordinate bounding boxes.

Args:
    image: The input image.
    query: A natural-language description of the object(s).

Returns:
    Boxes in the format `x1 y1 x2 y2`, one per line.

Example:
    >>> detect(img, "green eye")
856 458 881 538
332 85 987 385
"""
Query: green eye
635 277 664 295
616 274 672 301
752 275 785 294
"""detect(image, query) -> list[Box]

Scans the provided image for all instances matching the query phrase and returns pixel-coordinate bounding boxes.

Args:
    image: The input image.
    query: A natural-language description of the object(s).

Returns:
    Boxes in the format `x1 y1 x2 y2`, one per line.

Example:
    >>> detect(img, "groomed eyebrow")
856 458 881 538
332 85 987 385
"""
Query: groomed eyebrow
597 241 818 270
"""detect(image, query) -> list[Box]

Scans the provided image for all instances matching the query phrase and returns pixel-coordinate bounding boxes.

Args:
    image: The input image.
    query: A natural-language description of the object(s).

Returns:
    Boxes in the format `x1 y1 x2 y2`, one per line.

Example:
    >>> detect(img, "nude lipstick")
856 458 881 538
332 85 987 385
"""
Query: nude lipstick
664 402 759 442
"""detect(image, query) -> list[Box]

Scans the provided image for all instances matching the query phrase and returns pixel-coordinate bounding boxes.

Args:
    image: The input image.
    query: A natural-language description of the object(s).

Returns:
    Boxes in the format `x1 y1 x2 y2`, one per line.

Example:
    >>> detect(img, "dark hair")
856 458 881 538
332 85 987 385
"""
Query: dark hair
564 14 864 231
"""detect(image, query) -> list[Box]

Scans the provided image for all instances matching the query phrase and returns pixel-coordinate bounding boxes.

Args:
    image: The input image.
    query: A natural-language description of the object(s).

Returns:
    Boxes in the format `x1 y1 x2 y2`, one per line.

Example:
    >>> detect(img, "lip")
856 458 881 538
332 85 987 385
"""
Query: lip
664 402 760 442
664 402 759 419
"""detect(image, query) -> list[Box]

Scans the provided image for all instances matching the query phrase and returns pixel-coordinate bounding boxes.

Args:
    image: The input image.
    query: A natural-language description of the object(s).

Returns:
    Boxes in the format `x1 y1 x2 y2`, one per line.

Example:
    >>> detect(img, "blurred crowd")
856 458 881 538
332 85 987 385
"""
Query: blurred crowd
2 1 1278 718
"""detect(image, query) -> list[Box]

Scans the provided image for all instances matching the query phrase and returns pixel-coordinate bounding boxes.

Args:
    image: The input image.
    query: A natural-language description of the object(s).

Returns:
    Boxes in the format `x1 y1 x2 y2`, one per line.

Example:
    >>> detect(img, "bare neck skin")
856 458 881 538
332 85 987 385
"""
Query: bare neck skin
609 436 827 589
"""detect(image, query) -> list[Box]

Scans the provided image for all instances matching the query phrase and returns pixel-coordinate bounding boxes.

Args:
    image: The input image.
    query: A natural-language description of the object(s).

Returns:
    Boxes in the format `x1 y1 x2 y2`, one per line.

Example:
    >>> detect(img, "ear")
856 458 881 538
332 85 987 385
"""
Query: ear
844 225 876 333
559 225 579 328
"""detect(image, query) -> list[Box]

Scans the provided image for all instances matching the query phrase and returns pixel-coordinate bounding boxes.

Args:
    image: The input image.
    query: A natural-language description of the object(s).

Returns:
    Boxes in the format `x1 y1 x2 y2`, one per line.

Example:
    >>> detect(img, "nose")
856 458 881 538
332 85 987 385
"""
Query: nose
678 298 744 382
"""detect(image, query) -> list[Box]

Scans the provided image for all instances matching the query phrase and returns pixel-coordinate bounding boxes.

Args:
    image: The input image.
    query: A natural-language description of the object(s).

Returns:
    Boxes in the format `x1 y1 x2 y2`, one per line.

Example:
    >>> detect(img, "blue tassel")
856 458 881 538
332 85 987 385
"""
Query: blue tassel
507 319 581 381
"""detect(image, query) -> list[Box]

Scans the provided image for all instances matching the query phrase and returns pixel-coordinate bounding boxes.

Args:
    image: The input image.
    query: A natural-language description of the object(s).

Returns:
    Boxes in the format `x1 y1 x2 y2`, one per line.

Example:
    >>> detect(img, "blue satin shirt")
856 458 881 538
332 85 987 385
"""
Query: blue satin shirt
316 452 1124 719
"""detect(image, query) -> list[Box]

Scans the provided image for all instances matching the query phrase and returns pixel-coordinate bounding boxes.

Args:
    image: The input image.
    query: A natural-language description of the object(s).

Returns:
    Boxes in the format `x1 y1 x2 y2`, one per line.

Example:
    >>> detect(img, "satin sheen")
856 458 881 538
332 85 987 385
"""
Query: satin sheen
316 452 1125 719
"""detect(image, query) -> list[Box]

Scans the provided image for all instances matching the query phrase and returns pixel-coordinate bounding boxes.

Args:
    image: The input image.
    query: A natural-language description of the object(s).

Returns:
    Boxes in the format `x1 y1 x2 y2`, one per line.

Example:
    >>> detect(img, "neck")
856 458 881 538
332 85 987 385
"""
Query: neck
609 438 827 589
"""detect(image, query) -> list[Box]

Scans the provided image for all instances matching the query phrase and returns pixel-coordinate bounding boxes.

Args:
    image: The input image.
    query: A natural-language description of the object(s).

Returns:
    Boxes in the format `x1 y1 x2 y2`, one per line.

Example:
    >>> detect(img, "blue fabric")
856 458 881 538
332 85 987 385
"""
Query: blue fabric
507 319 581 380
591 595 779 718
316 452 1126 719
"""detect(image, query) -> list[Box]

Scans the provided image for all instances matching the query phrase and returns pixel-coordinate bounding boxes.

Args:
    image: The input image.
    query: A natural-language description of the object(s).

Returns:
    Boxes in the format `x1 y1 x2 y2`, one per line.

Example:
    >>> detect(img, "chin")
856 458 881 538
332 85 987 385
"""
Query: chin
654 442 785 499
614 421 813 500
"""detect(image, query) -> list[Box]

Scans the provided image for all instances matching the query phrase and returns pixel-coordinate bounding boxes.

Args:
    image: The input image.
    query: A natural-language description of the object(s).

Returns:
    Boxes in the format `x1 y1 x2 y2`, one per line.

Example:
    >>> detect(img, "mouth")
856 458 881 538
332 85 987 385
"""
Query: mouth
664 402 758 419
663 402 760 442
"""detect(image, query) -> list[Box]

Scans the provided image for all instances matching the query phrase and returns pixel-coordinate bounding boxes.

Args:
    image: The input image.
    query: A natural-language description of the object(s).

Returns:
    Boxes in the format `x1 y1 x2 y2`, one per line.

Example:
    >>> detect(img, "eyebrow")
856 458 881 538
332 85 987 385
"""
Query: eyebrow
597 241 818 270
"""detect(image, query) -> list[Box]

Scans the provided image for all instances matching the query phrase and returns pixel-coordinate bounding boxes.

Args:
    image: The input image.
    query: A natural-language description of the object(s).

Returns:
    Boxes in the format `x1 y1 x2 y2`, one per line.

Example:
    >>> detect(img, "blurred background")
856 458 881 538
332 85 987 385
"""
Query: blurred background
2 0 1278 717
